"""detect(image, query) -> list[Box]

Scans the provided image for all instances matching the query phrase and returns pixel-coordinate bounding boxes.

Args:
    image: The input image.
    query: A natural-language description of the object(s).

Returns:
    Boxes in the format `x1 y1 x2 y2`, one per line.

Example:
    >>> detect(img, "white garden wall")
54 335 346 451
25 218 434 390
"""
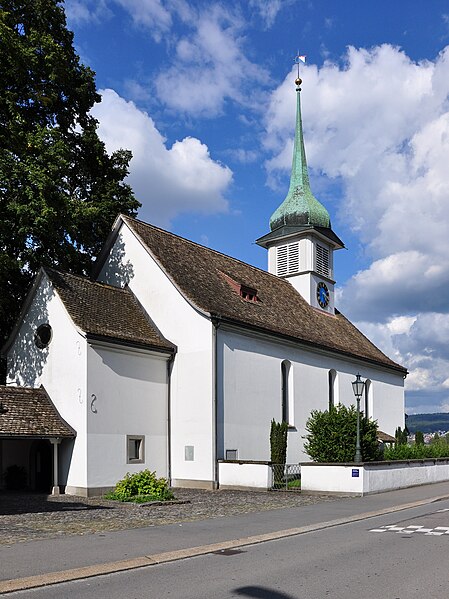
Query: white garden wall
218 461 272 490
301 460 449 495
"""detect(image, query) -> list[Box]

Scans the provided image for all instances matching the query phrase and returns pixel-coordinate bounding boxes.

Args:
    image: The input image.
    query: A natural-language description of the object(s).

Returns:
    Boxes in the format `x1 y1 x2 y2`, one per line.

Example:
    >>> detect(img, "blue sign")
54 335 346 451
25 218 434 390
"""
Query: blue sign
352 469 360 478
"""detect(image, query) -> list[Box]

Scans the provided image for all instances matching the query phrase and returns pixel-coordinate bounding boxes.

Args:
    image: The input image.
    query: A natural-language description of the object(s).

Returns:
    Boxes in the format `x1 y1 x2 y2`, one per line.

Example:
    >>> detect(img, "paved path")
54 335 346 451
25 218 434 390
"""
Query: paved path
2 482 449 594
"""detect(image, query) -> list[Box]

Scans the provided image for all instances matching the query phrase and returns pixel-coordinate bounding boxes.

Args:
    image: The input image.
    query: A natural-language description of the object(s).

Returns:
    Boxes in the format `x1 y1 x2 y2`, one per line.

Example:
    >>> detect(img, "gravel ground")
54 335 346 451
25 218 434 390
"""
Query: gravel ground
0 489 341 545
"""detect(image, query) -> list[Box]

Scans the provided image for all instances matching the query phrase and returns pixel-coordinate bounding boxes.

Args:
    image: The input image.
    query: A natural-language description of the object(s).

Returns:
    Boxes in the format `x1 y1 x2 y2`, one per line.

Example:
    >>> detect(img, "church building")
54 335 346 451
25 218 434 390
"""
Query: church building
0 74 406 496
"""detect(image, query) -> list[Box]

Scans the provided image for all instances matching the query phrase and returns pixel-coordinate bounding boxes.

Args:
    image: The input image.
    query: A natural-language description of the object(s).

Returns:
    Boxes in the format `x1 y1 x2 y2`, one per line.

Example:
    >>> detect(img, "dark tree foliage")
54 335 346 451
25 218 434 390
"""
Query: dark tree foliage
270 419 288 465
0 0 140 353
414 430 424 445
304 405 381 463
395 427 408 446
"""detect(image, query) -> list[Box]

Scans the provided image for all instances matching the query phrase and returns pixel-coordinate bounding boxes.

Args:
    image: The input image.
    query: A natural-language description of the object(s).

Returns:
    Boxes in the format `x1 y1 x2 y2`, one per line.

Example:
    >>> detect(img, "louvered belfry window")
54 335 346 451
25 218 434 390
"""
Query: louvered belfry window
276 242 300 276
316 244 330 278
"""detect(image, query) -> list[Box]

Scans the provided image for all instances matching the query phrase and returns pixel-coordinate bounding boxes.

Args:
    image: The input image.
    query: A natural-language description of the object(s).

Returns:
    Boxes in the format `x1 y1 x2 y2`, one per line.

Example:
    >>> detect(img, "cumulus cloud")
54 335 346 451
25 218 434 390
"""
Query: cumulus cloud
264 44 449 411
154 4 269 116
92 89 232 224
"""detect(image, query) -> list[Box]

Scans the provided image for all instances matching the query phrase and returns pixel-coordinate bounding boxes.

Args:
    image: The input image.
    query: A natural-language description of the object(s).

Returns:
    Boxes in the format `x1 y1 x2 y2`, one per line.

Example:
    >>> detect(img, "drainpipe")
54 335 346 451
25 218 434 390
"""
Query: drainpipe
167 353 175 486
212 317 221 489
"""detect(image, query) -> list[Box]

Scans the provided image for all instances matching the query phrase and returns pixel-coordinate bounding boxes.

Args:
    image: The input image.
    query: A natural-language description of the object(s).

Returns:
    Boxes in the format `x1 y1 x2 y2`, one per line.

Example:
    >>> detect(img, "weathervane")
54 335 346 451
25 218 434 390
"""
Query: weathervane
294 51 306 90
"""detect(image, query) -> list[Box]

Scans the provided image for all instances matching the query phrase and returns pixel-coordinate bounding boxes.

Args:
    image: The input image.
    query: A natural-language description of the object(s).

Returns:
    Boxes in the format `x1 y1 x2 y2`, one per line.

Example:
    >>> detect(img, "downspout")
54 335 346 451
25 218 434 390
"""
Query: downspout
212 317 221 489
167 353 175 485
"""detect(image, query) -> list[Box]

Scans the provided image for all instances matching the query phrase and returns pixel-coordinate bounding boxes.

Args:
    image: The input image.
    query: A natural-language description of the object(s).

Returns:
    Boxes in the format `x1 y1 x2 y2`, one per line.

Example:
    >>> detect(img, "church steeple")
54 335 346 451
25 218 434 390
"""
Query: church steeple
270 76 330 231
256 57 344 314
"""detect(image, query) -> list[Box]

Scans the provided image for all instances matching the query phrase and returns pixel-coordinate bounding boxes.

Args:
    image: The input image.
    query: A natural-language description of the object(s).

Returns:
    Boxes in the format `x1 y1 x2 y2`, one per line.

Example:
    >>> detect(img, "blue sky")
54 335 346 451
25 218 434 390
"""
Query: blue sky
65 0 449 414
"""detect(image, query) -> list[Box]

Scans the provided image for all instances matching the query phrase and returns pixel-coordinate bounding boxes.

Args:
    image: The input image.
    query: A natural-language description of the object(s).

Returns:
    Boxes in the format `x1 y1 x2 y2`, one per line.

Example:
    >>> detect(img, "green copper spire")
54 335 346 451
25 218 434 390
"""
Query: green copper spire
270 77 330 231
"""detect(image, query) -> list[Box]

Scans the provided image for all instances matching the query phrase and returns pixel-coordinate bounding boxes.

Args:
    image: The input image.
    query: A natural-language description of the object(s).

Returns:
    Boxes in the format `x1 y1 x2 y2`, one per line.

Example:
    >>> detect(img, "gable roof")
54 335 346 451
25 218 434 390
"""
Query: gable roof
44 268 175 353
0 386 75 438
121 215 406 374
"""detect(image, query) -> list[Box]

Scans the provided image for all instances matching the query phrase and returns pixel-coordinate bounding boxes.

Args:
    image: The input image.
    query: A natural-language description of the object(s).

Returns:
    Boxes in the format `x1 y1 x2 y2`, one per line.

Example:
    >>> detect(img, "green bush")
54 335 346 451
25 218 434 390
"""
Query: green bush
105 470 174 502
270 419 288 465
384 439 449 460
304 404 381 463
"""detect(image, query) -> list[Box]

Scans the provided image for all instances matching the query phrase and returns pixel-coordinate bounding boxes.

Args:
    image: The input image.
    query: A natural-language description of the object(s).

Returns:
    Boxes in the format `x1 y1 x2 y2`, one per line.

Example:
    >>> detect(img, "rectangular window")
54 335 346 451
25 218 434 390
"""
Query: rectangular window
316 244 330 277
225 449 238 461
277 242 300 276
127 435 145 464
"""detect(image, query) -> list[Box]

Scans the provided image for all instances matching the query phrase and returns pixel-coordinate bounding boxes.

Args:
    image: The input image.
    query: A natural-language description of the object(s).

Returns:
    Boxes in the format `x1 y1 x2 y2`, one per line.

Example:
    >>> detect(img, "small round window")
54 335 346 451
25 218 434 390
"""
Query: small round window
34 324 52 349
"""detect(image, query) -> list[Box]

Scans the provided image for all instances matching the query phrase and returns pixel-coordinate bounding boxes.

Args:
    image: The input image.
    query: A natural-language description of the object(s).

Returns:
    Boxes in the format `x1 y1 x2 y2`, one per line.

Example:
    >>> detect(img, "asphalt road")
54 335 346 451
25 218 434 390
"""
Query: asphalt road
7 498 449 598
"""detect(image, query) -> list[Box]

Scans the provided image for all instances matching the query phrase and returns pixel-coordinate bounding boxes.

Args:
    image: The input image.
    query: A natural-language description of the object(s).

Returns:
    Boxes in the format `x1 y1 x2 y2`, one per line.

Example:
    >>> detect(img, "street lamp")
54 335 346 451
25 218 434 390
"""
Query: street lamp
352 373 365 463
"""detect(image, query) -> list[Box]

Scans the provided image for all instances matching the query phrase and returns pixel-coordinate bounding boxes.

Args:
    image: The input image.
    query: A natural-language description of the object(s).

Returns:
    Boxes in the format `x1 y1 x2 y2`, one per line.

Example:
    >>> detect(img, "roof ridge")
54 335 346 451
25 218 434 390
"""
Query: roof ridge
43 266 132 294
121 214 287 283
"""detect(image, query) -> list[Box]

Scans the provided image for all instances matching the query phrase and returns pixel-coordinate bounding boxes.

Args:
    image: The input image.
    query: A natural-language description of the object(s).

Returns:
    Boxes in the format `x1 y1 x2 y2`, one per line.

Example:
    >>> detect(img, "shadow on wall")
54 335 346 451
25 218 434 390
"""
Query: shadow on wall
8 279 53 387
99 234 134 288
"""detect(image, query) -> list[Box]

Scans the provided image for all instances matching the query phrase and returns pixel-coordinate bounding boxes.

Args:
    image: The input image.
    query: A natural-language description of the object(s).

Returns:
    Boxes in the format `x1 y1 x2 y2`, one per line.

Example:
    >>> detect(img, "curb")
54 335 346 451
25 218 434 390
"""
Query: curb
1 493 449 594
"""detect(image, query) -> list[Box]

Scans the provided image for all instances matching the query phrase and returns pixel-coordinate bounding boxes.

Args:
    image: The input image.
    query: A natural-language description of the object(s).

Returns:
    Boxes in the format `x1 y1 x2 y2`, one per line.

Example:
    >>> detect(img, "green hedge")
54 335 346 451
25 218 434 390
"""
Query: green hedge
384 440 449 461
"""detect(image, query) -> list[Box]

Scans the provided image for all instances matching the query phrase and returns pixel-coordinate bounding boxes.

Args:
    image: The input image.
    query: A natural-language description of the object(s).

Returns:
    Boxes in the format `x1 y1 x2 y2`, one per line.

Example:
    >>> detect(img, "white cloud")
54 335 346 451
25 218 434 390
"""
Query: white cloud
65 0 111 25
264 44 449 411
113 0 172 40
154 4 269 117
92 89 232 224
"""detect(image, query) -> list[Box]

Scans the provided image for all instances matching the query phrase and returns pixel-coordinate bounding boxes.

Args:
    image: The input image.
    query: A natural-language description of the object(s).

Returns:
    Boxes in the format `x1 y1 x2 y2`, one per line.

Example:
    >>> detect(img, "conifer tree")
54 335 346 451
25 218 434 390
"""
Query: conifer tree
0 0 140 351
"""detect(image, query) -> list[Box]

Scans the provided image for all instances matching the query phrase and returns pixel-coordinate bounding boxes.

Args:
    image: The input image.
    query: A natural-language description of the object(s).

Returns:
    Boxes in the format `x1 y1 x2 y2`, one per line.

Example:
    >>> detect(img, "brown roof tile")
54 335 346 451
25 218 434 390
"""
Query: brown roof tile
0 386 75 438
45 268 174 352
124 216 406 373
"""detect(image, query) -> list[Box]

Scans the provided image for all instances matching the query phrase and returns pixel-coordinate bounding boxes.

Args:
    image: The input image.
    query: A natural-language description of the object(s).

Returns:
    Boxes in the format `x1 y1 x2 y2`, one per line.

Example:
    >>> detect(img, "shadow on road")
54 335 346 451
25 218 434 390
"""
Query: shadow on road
234 585 296 598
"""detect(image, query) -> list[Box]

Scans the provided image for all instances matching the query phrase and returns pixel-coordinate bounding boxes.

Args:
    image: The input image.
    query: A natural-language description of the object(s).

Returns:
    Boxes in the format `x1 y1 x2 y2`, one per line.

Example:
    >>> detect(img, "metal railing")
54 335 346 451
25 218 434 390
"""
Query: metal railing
271 463 301 491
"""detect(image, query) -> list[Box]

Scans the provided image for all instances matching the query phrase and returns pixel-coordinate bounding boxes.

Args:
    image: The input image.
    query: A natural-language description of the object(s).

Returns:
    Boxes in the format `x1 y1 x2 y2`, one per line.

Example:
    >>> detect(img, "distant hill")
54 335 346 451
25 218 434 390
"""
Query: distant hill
406 413 449 433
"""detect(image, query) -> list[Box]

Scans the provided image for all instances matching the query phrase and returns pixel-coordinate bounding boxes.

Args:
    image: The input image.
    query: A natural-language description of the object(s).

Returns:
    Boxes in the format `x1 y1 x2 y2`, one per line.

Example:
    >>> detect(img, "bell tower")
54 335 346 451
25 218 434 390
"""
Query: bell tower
256 58 344 315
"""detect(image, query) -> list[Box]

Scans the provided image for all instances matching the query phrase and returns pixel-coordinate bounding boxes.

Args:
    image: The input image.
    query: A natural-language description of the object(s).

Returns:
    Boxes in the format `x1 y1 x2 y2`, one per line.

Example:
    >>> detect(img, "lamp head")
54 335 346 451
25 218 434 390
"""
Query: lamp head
352 373 365 399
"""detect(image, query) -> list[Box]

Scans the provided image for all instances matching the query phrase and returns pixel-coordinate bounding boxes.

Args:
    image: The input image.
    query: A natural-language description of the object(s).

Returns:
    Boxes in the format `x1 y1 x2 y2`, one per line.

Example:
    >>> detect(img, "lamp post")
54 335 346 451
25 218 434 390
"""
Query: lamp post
352 373 365 463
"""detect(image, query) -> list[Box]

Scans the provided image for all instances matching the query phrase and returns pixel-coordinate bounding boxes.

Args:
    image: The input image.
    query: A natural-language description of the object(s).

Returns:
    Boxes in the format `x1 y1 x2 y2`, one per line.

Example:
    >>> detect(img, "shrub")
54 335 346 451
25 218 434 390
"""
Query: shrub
270 419 288 465
105 470 174 502
304 404 381 463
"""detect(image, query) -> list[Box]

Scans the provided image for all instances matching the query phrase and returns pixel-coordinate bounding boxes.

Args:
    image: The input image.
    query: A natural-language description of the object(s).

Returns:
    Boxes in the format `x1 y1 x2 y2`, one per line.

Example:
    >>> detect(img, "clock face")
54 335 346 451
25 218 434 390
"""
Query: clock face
316 282 330 308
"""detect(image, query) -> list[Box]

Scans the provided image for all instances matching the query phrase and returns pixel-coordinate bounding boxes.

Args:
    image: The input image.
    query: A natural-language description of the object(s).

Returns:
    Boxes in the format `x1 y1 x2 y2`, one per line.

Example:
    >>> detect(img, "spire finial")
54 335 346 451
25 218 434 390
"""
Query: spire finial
294 52 306 90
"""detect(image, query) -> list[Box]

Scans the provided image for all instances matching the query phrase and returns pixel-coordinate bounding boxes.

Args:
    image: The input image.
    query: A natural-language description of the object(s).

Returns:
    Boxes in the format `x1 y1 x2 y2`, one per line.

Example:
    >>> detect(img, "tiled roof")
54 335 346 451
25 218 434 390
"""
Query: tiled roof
0 386 75 438
377 430 396 443
124 216 406 373
45 268 174 352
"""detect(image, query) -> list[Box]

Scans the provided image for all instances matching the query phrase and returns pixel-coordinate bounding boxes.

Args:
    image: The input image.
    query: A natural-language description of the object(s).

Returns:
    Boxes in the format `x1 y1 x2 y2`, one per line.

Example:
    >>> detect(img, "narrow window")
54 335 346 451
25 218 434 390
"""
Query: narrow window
127 435 145 464
364 380 372 418
281 360 293 425
316 244 331 278
328 369 338 410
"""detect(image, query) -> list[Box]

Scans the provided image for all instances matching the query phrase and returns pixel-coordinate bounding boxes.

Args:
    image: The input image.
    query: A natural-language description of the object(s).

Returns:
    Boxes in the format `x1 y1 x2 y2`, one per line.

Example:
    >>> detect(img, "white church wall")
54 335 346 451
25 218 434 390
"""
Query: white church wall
85 342 169 492
218 327 405 464
6 274 88 489
97 222 216 488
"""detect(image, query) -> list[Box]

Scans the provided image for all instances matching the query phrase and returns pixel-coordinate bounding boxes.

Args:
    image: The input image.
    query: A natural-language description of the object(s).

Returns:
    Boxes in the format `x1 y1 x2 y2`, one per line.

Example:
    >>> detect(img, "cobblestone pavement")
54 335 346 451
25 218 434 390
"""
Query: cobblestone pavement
0 489 341 545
